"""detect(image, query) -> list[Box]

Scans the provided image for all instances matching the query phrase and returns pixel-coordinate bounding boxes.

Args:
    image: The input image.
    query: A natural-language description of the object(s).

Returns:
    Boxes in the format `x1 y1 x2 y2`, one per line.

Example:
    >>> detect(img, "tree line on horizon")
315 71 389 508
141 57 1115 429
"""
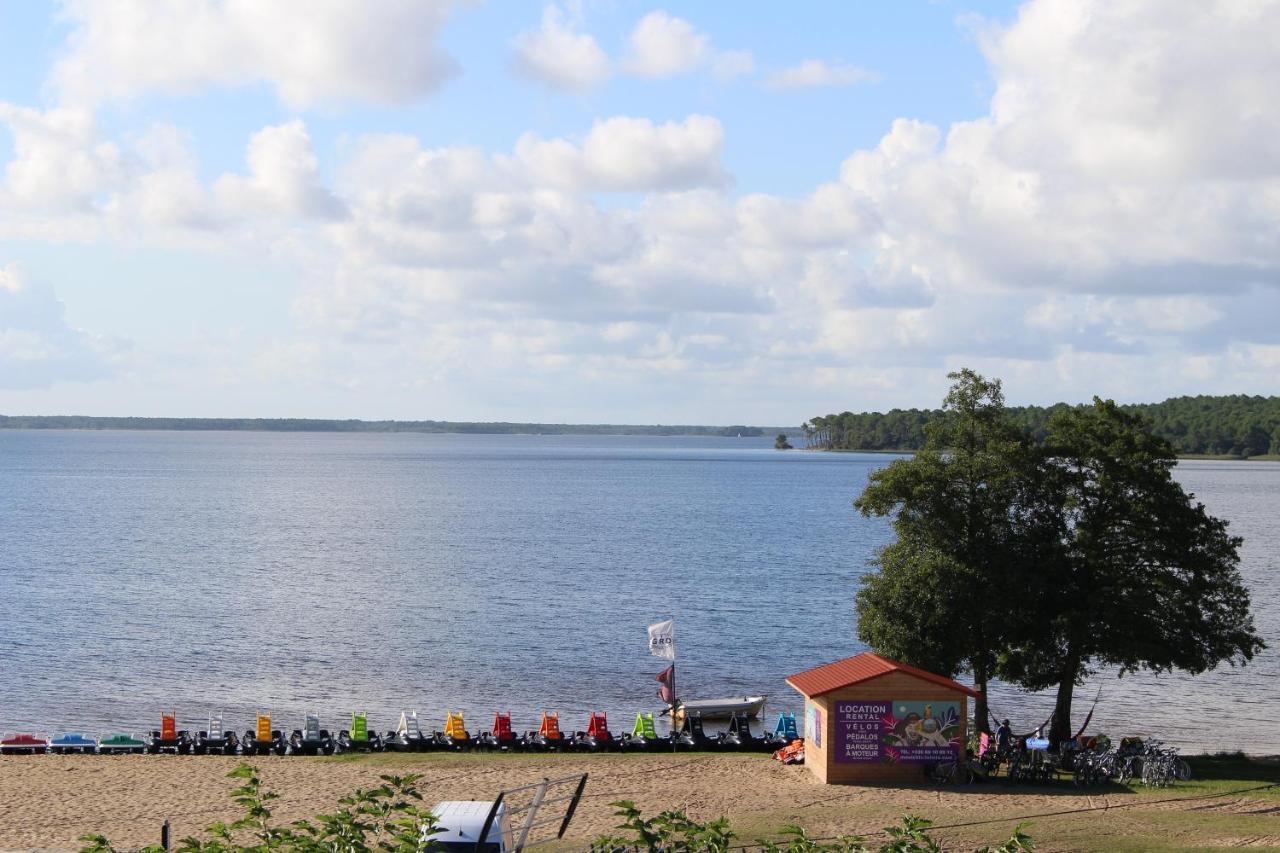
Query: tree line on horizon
806 393 1280 457
0 415 766 438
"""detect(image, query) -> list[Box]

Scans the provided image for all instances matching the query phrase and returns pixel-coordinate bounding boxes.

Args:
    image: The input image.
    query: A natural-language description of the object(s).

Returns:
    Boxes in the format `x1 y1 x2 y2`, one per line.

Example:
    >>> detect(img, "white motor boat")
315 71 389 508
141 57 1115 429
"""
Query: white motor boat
670 695 766 722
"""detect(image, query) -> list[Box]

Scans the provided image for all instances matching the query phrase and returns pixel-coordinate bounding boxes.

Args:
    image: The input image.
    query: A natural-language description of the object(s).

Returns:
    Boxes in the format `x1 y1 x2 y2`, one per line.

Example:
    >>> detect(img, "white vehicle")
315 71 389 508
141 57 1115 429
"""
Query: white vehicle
424 773 588 853
424 801 509 852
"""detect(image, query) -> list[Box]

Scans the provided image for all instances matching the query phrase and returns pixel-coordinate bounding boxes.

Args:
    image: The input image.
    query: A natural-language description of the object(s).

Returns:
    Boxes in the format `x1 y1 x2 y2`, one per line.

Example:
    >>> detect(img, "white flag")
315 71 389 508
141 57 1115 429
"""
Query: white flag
648 619 675 660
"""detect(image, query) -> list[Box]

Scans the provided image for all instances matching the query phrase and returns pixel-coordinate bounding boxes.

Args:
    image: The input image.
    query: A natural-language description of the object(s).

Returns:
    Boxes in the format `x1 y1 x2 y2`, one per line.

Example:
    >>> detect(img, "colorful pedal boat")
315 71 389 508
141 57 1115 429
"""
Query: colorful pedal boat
195 712 237 755
0 732 49 754
621 712 665 751
336 711 382 753
436 711 471 751
523 711 567 751
768 711 799 747
242 713 287 756
147 712 193 754
289 712 334 755
384 711 434 752
50 733 97 754
477 712 522 751
98 733 146 754
574 712 616 751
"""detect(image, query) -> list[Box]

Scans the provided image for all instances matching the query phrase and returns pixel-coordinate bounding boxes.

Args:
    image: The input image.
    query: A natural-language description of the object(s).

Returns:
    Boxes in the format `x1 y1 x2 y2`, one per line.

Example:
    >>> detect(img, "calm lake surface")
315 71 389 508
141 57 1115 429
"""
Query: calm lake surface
1 431 1276 751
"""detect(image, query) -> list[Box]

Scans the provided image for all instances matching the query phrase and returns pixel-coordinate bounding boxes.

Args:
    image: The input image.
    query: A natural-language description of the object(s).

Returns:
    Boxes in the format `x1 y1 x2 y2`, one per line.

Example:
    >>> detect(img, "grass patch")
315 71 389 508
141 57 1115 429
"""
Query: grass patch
1188 752 1279 779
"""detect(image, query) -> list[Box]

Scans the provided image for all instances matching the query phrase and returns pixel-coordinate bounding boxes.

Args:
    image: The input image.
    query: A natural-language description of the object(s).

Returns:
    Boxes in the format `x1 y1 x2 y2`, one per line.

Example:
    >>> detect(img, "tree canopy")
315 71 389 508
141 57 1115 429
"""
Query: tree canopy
855 369 1039 730
1005 399 1264 742
853 371 1264 740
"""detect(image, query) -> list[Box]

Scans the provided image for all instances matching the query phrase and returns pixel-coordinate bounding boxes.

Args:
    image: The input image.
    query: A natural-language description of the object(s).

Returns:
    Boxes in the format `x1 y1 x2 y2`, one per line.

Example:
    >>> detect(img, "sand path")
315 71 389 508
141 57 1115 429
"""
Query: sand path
1 753 1276 851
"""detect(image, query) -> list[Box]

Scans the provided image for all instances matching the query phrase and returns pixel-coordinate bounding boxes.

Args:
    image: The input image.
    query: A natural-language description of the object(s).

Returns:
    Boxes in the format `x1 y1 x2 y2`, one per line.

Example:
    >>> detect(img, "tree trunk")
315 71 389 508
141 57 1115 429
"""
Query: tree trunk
1050 658 1078 747
973 672 991 735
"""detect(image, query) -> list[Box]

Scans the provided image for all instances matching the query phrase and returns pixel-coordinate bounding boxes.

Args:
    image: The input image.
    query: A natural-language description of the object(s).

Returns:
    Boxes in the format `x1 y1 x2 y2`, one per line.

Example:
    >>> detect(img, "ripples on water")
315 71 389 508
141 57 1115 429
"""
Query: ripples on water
0 431 1275 752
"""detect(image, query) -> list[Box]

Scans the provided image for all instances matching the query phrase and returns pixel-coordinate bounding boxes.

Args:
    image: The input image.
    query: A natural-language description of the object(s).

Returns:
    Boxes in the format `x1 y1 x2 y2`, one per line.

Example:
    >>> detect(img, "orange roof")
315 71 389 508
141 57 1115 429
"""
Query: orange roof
785 652 979 699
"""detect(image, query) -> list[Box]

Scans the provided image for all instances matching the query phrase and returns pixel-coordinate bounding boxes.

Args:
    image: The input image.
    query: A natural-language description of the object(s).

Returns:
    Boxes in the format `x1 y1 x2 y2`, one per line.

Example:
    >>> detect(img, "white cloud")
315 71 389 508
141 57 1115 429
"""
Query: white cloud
623 11 710 78
7 0 1280 418
511 5 610 92
512 115 727 192
0 103 124 211
765 59 878 91
52 0 462 109
0 264 113 389
214 121 344 219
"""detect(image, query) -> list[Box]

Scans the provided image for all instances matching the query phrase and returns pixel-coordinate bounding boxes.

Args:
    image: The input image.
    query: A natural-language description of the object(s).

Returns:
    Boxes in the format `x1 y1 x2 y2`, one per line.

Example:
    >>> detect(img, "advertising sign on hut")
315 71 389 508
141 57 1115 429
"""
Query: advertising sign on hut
833 700 886 762
805 702 823 749
834 700 961 763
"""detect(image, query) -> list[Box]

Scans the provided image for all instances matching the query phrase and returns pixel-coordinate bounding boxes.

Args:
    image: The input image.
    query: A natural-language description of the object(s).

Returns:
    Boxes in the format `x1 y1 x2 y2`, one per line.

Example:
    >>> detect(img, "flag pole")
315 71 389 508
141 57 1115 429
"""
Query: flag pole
671 658 677 751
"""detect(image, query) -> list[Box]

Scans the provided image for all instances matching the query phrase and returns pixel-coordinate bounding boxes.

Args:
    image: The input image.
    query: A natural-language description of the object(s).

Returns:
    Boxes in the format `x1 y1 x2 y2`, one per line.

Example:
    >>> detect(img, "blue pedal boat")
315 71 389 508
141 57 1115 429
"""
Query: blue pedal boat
50 733 98 754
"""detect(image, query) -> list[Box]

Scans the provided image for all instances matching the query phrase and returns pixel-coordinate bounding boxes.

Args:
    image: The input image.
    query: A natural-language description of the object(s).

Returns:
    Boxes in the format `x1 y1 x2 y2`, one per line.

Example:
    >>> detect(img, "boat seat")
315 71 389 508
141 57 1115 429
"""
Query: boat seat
539 711 562 739
632 712 657 739
398 711 422 737
444 711 467 740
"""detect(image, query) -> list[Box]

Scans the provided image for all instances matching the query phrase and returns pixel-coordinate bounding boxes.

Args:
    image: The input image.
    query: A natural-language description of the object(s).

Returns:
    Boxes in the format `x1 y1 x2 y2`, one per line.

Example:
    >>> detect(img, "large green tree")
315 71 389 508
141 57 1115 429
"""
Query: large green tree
854 369 1038 732
1004 399 1264 744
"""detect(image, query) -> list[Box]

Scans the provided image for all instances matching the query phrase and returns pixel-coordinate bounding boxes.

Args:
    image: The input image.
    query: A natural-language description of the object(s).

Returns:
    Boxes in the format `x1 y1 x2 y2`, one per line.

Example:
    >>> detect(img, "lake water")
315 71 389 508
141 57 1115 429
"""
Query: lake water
1 431 1276 752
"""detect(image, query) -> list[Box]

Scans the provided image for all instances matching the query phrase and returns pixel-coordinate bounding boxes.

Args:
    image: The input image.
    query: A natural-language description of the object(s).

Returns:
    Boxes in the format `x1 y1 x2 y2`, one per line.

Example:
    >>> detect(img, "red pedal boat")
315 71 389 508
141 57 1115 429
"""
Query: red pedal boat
0 732 50 755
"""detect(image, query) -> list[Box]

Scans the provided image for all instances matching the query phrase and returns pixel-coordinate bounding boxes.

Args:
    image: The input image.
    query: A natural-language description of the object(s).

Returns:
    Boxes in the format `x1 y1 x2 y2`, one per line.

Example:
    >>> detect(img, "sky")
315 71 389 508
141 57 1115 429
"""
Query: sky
1 0 1278 424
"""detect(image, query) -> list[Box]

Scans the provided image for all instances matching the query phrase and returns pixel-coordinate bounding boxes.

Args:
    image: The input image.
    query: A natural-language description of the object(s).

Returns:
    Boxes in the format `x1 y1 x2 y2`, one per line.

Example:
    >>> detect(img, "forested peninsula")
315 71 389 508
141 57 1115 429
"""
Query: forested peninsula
806 394 1280 458
0 415 766 437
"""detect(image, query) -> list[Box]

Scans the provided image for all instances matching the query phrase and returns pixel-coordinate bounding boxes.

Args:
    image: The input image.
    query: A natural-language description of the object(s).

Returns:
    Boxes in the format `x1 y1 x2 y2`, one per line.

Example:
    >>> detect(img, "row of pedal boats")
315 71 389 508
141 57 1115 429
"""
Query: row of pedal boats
1 709 801 756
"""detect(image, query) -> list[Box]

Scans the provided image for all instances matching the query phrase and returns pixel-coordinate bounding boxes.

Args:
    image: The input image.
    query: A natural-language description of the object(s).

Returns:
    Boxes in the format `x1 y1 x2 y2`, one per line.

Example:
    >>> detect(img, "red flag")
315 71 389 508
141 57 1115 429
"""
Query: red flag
655 664 675 704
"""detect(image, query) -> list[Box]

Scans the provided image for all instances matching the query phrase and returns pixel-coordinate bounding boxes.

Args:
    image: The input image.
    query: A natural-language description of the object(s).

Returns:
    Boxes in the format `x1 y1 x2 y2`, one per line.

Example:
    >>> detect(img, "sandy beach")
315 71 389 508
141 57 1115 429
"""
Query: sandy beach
2 752 1278 852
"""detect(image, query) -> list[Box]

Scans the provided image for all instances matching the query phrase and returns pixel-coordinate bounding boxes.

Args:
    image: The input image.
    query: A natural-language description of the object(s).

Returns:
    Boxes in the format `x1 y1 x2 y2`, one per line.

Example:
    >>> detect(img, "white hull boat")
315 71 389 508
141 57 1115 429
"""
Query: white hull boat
671 696 766 721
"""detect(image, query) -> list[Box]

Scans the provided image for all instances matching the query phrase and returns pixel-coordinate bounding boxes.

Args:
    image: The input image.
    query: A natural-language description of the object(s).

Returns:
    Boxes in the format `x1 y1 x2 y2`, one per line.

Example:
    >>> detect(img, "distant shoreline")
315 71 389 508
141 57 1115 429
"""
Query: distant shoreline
3 421 1276 459
0 415 797 438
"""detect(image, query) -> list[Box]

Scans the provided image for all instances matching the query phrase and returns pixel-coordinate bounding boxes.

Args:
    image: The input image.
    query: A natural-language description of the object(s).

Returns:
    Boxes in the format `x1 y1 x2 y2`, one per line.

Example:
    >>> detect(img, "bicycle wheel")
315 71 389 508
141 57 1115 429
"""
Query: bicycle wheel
1174 758 1191 781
